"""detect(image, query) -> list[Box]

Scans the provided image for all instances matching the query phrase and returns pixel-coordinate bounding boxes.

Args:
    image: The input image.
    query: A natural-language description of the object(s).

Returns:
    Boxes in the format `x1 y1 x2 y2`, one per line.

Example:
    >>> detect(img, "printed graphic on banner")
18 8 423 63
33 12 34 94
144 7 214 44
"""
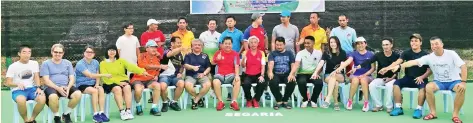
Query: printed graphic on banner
191 0 325 14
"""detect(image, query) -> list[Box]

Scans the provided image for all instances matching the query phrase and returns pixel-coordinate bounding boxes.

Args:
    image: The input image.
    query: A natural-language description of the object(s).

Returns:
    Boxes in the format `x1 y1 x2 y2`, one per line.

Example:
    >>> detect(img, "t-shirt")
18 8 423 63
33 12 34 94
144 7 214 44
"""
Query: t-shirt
219 28 244 52
268 50 295 74
116 35 140 65
140 30 166 56
199 30 221 63
322 51 348 74
295 49 322 74
400 49 429 78
131 52 161 83
183 52 211 76
160 49 184 76
75 59 100 87
300 25 327 50
6 60 39 91
243 25 267 51
242 50 266 75
40 59 74 87
349 51 375 76
172 30 195 53
416 49 465 82
100 58 145 85
213 50 240 75
360 51 400 78
330 26 357 53
272 24 299 54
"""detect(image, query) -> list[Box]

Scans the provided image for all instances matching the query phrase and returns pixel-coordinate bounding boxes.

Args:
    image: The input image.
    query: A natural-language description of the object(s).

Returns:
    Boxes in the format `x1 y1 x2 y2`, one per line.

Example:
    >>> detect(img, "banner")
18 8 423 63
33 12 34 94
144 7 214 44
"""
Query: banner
190 0 325 14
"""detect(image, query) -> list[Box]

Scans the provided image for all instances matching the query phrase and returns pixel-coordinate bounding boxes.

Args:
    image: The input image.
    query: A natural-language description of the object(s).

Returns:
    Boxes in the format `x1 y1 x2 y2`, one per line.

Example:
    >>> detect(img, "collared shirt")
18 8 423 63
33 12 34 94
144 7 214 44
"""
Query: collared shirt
330 26 357 53
172 30 195 53
295 49 322 74
199 30 221 63
131 52 161 82
219 28 244 52
243 25 267 51
300 25 327 50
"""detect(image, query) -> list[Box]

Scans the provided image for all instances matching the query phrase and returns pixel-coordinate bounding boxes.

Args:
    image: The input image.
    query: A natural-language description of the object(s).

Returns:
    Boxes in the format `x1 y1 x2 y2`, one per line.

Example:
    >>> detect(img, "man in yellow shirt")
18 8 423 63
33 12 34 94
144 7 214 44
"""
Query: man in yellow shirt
172 17 195 54
297 12 327 52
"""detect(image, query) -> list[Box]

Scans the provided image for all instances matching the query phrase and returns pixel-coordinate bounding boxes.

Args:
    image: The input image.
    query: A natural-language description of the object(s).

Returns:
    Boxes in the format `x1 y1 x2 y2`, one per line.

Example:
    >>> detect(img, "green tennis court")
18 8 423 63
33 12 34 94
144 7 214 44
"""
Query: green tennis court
2 84 472 123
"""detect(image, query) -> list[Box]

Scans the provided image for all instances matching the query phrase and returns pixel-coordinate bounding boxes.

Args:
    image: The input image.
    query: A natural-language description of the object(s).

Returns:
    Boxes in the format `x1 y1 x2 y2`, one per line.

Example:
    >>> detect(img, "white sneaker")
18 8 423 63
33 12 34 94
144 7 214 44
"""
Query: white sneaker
346 100 353 110
301 101 308 108
310 101 318 108
120 110 127 121
362 101 369 112
126 110 134 120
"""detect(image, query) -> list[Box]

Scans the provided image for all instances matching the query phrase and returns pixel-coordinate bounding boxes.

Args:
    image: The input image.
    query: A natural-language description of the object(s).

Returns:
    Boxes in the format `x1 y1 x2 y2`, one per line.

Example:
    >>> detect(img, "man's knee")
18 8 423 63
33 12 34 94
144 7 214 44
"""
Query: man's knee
150 82 161 90
72 91 82 99
112 86 123 94
212 79 221 85
134 84 143 91
176 81 185 88
15 95 27 103
48 94 59 101
425 83 437 92
203 82 211 88
36 94 46 104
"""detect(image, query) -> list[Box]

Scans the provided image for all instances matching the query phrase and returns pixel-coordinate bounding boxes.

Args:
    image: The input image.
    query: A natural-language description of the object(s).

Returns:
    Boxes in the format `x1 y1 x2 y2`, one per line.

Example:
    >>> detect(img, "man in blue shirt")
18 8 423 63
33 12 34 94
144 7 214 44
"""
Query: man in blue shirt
219 15 245 53
330 14 357 54
183 39 212 110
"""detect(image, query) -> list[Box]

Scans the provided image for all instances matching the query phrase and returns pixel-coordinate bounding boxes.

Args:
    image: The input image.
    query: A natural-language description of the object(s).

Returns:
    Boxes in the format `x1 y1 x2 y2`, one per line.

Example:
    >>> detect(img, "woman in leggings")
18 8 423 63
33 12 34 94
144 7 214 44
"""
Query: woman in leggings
241 36 267 108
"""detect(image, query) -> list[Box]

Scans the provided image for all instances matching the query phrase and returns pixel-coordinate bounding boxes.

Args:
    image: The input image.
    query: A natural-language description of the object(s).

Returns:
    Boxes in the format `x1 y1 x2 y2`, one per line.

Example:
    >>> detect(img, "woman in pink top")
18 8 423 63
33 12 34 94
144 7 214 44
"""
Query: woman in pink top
241 36 266 108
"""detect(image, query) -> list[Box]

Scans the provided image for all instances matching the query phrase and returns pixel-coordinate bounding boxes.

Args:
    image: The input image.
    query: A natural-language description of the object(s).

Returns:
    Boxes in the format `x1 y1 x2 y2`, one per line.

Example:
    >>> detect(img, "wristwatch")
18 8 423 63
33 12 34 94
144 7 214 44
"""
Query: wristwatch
461 80 467 83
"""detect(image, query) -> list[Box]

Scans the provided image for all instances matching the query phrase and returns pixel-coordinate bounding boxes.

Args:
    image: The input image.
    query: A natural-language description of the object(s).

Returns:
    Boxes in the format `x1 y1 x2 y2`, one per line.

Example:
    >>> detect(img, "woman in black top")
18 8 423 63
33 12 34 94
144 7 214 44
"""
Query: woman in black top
358 38 400 112
313 36 347 110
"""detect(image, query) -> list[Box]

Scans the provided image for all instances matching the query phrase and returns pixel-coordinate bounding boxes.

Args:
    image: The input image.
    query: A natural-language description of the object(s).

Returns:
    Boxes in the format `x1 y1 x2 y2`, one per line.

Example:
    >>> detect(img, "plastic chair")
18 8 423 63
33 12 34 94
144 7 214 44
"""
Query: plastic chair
212 84 245 107
77 94 94 122
424 90 464 114
240 83 266 108
13 100 48 123
46 97 78 123
320 82 348 108
268 84 295 108
182 85 209 109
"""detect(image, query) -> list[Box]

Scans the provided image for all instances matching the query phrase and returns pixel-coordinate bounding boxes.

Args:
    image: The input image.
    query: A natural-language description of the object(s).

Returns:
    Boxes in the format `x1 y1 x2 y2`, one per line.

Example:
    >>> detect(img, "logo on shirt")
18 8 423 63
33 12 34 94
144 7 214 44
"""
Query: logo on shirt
347 34 351 37
155 38 161 42
19 70 33 79
260 31 264 35
202 54 208 59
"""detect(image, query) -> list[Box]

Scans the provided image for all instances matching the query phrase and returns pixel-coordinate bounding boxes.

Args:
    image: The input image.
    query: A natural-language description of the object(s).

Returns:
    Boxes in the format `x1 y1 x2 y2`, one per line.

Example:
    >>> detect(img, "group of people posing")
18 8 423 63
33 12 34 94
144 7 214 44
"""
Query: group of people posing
5 10 467 123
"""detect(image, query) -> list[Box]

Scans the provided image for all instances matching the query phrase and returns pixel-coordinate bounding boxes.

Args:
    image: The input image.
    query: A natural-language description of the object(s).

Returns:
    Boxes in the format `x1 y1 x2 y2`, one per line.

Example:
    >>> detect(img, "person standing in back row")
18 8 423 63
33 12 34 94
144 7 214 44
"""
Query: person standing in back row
140 19 166 58
244 13 268 53
172 17 195 54
272 10 299 54
297 12 327 52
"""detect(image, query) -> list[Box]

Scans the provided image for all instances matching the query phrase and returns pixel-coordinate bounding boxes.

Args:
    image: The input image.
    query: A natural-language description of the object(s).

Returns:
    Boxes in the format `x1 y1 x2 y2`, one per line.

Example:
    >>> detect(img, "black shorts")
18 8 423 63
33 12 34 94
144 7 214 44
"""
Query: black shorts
103 83 121 94
210 65 217 75
44 86 80 105
78 85 95 92
131 80 155 89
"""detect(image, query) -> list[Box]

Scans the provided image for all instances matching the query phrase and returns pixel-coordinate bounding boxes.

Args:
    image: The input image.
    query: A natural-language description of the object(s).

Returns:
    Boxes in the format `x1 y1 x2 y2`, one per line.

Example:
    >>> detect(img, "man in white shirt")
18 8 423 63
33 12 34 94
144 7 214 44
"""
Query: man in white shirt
5 45 46 123
384 37 467 123
116 23 140 65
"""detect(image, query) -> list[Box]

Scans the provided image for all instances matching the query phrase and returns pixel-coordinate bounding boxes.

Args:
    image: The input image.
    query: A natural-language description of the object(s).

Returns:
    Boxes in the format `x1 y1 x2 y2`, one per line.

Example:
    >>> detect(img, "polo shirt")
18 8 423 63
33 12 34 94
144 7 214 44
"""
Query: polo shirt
330 26 357 53
75 59 100 87
100 58 145 85
243 25 267 51
300 25 327 51
219 28 244 52
183 52 211 76
172 30 195 52
295 49 322 74
199 30 221 63
242 50 266 75
131 52 161 83
141 30 166 57
213 50 240 75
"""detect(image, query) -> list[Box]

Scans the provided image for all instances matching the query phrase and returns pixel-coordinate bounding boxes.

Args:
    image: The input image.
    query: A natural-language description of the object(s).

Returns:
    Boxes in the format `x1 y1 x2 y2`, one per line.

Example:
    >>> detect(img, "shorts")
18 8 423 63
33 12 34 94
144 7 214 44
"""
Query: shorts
214 74 236 84
159 75 182 86
44 86 80 105
131 80 156 89
185 75 210 85
12 87 38 102
103 83 122 94
78 85 95 92
394 76 427 89
434 80 461 91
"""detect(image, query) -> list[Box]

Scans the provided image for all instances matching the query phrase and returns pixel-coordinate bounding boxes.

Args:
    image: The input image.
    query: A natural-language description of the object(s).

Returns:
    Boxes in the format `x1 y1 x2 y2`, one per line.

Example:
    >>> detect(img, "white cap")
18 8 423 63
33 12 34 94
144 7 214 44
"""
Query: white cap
147 19 159 26
355 36 367 42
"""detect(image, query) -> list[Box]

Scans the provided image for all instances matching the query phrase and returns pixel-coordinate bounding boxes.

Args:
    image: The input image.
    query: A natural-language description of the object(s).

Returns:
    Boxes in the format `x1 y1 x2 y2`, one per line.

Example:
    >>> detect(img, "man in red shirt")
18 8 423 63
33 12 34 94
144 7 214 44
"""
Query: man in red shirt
212 37 241 111
243 13 268 53
141 19 166 58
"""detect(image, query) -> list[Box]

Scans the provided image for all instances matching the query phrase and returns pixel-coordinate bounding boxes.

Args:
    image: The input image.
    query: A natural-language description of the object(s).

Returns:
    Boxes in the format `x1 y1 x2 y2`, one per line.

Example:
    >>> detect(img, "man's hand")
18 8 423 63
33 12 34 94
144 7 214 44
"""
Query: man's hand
152 76 159 81
326 27 332 35
192 65 200 71
414 76 425 85
35 88 44 96
216 52 223 61
161 65 169 70
456 82 467 93
268 72 274 80
288 75 296 82
17 83 25 90
234 76 241 83
142 72 151 77
197 73 205 78
258 76 265 83
65 86 71 97
177 73 183 79
311 74 320 80
378 68 389 75
56 86 68 97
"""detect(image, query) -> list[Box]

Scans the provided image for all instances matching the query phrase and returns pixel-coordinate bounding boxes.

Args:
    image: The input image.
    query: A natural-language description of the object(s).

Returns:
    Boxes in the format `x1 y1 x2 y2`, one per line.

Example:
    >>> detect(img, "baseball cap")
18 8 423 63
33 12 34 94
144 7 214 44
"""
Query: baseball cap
147 19 159 26
355 37 367 43
251 13 265 21
280 10 291 17
145 41 158 47
409 33 422 41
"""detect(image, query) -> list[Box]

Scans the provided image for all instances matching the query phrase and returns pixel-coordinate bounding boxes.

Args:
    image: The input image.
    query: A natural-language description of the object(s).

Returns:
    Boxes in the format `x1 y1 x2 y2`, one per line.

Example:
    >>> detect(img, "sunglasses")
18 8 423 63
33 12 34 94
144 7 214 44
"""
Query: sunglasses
53 51 64 54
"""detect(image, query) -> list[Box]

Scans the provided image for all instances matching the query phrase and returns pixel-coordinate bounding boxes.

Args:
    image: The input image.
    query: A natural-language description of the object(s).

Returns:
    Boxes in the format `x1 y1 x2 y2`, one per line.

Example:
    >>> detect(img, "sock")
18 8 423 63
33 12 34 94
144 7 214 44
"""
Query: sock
120 109 125 113
64 107 73 114
136 101 141 106
94 112 99 115
395 103 402 108
416 105 423 110
163 100 169 103
54 112 60 116
99 111 104 114
152 104 158 108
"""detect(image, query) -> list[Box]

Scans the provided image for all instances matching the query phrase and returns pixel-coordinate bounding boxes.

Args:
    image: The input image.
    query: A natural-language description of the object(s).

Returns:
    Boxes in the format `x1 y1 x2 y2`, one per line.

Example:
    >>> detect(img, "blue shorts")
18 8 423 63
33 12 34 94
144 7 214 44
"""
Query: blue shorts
159 75 181 86
12 87 38 102
434 80 461 91
394 76 427 89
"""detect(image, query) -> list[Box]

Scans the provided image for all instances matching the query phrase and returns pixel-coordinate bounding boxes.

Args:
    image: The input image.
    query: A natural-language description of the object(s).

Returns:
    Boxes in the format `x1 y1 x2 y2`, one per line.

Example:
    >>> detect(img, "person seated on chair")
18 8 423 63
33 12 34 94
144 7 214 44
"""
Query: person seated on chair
334 37 375 112
75 45 111 122
41 44 82 123
130 41 163 116
159 37 185 112
357 38 400 112
183 39 212 110
100 45 150 121
379 33 430 118
5 45 46 123
383 36 467 123
212 37 241 111
241 36 267 108
290 36 323 108
267 37 296 110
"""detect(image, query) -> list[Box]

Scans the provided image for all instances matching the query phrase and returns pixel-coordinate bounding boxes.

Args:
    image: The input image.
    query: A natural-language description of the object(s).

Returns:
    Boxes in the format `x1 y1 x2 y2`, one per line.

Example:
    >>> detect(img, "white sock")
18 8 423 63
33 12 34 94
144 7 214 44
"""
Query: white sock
54 112 60 116
164 100 169 103
64 107 73 114
99 111 104 114
416 105 423 110
152 104 158 108
395 103 402 108
94 112 99 115
136 102 141 106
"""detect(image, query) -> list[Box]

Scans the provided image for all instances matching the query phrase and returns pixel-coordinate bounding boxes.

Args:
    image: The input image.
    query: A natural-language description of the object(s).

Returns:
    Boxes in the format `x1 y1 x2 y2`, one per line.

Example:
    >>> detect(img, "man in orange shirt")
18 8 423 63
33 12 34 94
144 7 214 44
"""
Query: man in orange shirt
297 12 328 52
131 41 164 116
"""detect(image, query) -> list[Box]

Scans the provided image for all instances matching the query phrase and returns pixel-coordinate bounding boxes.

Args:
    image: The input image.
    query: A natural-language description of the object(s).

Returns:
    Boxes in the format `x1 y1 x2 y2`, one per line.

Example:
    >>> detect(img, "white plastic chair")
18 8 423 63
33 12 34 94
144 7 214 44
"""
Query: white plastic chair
212 84 244 107
46 97 78 123
424 90 464 114
13 100 48 123
77 94 94 122
268 84 295 108
182 85 210 109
